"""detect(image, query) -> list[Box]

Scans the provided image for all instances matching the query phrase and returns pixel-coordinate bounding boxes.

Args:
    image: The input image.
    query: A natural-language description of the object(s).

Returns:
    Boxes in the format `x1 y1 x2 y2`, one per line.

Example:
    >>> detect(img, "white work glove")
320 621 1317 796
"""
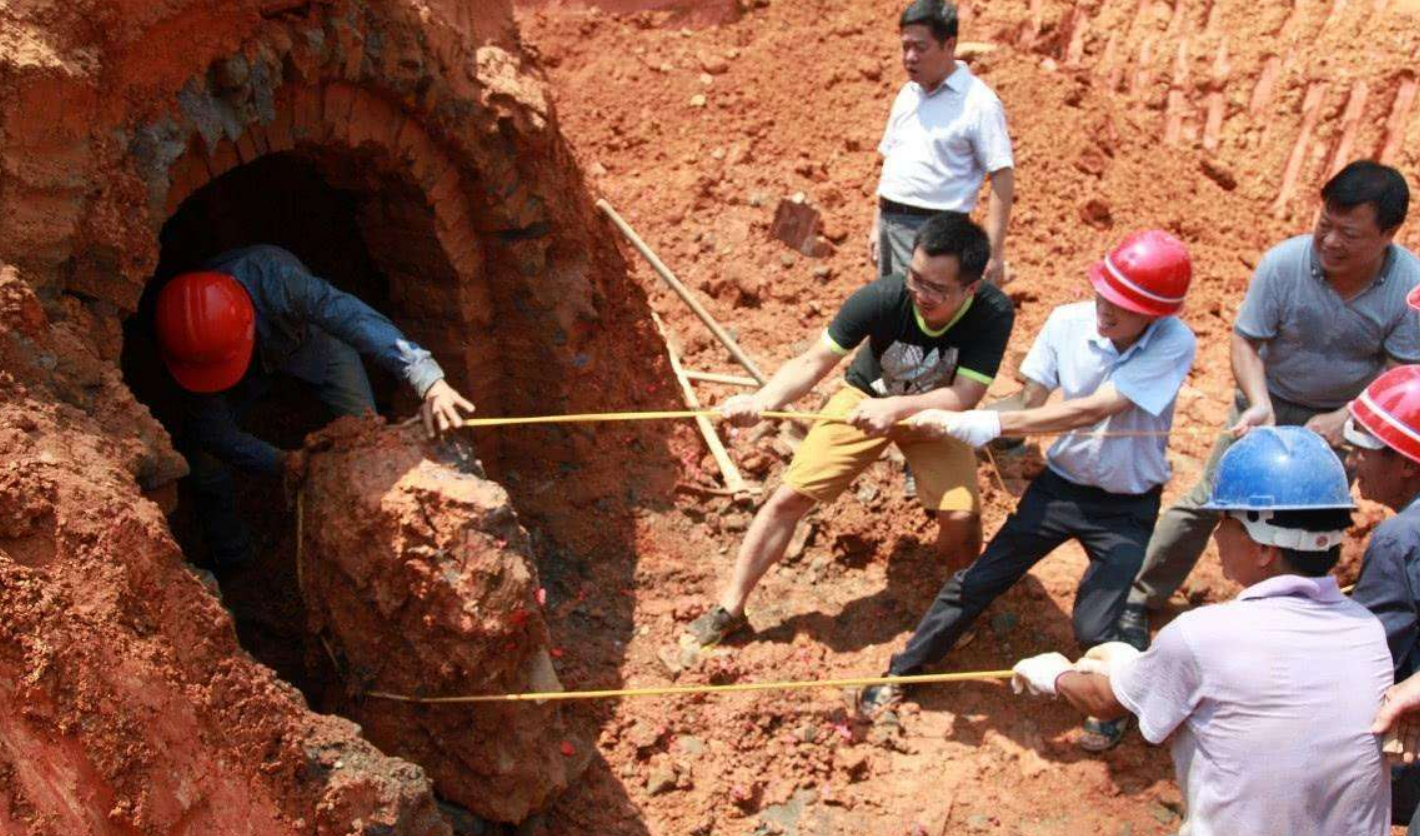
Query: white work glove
1072 642 1142 678
1011 652 1072 697
905 409 1002 448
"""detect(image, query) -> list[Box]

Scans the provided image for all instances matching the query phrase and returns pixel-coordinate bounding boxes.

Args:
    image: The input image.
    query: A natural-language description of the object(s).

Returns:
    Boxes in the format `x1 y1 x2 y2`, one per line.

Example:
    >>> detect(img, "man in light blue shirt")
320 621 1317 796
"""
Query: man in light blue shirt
860 230 1196 753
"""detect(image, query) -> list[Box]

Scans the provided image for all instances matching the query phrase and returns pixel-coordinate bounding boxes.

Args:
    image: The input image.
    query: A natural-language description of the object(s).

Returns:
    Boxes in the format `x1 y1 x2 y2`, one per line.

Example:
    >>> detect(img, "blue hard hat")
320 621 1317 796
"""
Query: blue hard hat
1201 426 1354 511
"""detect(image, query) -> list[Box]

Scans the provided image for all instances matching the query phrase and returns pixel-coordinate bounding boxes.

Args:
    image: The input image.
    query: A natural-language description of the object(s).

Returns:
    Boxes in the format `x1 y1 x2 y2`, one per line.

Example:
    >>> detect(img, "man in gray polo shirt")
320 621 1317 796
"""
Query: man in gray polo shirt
1125 160 1420 644
871 0 1014 286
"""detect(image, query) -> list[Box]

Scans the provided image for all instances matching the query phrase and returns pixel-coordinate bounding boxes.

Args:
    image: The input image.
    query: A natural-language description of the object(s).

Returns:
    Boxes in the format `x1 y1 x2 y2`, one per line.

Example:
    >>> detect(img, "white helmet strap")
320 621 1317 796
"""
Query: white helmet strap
1230 511 1346 551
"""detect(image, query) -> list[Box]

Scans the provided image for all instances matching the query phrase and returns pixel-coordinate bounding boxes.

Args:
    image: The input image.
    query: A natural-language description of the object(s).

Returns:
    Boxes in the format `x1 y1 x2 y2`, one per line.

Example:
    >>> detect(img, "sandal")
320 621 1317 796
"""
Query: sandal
1079 715 1131 752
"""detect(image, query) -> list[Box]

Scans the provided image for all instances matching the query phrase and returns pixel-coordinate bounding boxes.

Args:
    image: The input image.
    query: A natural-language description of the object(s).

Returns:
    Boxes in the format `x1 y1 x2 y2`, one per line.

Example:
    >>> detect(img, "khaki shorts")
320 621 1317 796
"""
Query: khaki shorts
782 387 981 513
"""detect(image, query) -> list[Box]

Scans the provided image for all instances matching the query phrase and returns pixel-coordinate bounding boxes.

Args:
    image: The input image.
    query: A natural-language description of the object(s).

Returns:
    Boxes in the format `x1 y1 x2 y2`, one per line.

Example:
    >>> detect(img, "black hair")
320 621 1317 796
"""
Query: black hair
1321 160 1409 232
1240 508 1353 577
899 0 959 43
911 212 990 284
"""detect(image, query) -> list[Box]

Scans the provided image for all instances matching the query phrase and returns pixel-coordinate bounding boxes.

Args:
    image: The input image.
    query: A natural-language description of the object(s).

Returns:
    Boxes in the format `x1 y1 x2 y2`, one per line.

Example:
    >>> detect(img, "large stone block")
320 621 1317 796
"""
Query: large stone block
300 419 587 823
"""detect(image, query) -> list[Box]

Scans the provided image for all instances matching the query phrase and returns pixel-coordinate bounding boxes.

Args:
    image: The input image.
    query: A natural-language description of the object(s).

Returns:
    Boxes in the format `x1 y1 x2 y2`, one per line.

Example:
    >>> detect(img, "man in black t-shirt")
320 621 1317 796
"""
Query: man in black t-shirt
685 213 1015 647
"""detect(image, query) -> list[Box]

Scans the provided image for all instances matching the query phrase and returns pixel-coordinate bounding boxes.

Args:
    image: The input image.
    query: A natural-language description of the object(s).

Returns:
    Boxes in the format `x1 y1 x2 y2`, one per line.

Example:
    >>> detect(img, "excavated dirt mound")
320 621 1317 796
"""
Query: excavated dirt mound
300 418 583 823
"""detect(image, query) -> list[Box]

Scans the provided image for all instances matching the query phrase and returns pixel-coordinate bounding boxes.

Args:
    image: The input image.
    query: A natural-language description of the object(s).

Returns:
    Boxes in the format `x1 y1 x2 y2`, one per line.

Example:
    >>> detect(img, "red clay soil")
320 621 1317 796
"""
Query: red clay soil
1 0 1416 831
0 0 682 831
299 417 585 823
511 0 1415 833
0 268 447 835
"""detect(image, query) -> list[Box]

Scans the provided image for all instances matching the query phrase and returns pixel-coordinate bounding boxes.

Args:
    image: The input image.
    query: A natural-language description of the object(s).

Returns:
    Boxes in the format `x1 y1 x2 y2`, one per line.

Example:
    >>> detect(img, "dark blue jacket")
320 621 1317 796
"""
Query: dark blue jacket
184 245 444 475
1352 498 1420 679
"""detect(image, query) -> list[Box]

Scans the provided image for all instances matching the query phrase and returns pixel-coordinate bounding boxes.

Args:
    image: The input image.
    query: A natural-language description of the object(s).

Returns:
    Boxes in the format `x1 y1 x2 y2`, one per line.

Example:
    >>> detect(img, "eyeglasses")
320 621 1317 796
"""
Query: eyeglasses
906 270 957 301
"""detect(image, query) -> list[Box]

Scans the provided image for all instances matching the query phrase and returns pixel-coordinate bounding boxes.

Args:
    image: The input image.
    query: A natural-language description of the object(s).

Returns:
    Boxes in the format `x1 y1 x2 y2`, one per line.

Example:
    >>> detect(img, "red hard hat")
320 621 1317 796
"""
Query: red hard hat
154 271 255 393
1408 283 1420 313
1350 365 1420 465
1087 229 1192 317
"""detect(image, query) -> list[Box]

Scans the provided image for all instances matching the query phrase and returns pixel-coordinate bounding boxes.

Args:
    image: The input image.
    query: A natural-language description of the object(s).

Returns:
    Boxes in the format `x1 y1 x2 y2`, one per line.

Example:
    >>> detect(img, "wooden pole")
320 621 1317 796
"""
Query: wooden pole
651 312 753 496
597 199 768 385
683 369 759 388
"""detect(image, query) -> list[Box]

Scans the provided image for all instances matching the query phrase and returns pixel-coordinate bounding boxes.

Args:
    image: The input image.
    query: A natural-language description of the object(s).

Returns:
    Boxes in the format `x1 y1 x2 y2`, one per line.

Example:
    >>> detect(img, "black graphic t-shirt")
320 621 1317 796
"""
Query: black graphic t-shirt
825 275 1015 397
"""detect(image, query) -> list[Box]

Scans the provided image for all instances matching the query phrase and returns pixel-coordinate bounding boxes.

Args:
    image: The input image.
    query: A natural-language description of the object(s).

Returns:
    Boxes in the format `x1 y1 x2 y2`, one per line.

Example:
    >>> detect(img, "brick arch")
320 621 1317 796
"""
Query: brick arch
156 80 505 429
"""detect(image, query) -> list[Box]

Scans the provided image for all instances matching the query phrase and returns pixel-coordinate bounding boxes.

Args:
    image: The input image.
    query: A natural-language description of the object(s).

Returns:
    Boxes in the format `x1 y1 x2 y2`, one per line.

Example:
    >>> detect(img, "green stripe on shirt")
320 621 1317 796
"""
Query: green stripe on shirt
821 330 850 356
957 367 994 385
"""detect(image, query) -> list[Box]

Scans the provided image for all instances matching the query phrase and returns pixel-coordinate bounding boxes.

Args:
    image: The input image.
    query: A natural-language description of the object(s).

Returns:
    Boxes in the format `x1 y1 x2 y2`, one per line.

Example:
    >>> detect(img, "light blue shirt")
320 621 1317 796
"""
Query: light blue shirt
1019 302 1197 494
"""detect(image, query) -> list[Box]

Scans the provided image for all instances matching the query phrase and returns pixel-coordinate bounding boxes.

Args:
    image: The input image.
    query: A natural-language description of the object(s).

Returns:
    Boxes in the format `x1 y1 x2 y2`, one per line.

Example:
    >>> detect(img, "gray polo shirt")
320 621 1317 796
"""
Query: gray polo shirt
1234 234 1420 410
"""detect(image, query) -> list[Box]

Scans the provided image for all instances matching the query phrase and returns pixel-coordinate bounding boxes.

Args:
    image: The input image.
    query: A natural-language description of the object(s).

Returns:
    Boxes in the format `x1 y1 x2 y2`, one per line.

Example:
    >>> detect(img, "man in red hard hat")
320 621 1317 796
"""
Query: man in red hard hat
861 230 1197 753
1346 366 1420 831
155 244 474 569
1128 161 1420 647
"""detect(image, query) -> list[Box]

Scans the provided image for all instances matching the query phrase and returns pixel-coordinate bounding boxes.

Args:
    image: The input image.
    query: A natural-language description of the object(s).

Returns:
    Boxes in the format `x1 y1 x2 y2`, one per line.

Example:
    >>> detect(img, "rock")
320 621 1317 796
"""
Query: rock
836 747 870 782
785 522 814 562
727 268 764 307
699 54 729 75
647 764 678 795
672 735 705 757
1200 157 1238 191
628 721 663 752
722 512 751 532
857 60 882 81
967 814 994 831
303 419 578 822
1148 801 1178 824
689 93 707 108
769 197 831 257
1079 197 1112 230
855 482 879 504
812 265 834 282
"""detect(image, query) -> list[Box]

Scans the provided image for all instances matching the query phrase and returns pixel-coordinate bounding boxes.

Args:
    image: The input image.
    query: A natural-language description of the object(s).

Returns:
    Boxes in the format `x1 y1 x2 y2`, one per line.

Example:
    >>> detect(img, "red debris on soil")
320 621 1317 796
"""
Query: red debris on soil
300 417 585 823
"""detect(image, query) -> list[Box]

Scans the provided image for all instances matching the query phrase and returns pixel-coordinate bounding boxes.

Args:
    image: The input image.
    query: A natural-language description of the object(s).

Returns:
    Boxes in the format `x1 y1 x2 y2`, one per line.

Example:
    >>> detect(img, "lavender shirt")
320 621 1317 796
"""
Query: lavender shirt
1111 575 1392 836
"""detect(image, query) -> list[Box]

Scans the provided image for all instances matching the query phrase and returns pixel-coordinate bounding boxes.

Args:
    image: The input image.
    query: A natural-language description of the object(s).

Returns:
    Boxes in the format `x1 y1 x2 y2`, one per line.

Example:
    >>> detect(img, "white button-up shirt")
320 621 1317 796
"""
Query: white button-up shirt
876 61 1014 212
1018 301 1196 495
1112 575 1393 836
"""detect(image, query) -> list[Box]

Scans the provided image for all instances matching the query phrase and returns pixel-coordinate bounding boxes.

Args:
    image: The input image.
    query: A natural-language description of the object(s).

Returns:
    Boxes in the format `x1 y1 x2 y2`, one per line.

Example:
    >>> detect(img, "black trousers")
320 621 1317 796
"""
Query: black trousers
889 468 1162 675
1394 765 1420 831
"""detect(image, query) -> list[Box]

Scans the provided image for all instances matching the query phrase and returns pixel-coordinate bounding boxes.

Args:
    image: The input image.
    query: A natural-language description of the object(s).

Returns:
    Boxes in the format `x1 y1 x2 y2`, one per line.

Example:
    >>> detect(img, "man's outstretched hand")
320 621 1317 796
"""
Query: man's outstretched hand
1375 672 1420 765
422 378 476 437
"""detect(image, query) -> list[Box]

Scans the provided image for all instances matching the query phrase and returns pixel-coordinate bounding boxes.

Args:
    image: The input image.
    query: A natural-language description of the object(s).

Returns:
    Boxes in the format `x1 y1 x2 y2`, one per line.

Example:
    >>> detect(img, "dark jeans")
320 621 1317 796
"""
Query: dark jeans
188 331 376 568
889 468 1162 675
1396 765 1420 832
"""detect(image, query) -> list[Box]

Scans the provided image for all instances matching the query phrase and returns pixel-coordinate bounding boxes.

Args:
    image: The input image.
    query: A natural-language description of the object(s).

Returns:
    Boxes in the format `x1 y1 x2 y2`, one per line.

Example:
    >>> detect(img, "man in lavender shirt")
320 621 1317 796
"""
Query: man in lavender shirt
1011 427 1392 835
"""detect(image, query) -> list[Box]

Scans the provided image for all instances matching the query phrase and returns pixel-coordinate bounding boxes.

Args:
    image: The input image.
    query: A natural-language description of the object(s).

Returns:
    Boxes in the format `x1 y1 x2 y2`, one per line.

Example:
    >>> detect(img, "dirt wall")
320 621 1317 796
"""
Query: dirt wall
0 0 681 831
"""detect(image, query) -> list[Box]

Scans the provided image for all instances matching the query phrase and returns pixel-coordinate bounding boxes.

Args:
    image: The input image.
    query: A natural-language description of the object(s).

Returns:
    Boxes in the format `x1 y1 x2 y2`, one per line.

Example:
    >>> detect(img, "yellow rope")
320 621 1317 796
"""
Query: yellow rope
459 409 1227 439
460 409 826 427
364 668 1013 704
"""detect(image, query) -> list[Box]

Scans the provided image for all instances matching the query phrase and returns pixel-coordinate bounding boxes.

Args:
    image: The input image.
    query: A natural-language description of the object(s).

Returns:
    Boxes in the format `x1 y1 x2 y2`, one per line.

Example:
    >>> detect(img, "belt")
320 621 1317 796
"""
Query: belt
878 198 940 218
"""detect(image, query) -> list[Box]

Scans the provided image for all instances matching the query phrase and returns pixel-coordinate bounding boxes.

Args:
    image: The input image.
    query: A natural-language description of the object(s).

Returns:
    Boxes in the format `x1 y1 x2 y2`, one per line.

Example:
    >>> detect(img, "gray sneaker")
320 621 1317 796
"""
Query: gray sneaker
685 605 747 647
856 681 904 717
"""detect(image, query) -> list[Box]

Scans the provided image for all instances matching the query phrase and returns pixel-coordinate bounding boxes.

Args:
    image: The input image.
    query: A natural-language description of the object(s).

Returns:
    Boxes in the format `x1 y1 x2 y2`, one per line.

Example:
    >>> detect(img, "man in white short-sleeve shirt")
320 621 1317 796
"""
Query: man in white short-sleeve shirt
1012 427 1392 836
871 0 1014 286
